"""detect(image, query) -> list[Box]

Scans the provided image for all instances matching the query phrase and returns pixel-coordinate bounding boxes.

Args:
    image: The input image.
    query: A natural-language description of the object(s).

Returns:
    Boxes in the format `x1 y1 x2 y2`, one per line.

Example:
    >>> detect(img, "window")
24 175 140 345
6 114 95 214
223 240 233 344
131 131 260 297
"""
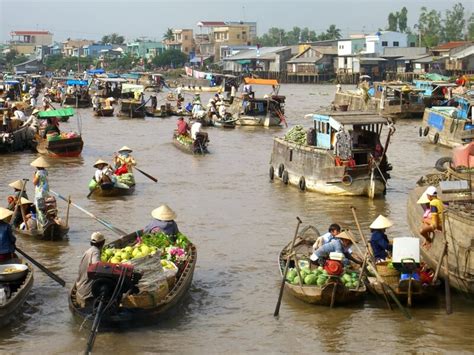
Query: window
409 42 416 47
382 41 388 47
393 41 399 47
237 34 240 39
184 35 188 40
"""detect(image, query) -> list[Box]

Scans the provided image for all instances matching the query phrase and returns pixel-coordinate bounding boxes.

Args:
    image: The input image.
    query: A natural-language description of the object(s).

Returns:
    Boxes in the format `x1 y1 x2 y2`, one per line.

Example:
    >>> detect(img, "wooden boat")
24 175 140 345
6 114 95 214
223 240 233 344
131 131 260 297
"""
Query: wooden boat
213 116 237 129
334 82 425 120
14 222 69 241
172 131 209 155
270 112 394 198
38 107 75 123
117 100 146 118
0 109 35 153
93 107 114 117
89 182 135 197
0 263 34 328
62 79 91 108
278 225 366 306
419 95 474 148
407 181 474 295
69 231 197 326
35 135 83 157
412 79 457 107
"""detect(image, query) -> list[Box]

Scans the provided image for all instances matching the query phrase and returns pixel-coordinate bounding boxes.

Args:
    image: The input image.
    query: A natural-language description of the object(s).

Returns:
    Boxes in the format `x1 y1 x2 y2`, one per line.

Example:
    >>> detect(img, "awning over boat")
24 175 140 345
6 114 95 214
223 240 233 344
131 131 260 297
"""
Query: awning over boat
121 83 144 93
38 108 75 118
243 77 279 86
310 112 388 130
87 69 105 75
97 77 128 83
66 80 88 86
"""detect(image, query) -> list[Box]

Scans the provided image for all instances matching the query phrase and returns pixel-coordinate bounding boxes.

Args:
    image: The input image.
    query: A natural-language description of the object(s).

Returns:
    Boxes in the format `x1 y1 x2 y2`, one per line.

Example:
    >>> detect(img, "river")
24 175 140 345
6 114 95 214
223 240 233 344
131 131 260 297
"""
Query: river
0 84 472 354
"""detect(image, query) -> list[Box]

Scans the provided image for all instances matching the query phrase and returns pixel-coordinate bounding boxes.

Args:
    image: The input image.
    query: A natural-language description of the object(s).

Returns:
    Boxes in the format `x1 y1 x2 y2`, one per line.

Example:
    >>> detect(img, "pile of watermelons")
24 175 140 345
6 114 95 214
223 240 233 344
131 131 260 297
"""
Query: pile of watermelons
286 266 360 288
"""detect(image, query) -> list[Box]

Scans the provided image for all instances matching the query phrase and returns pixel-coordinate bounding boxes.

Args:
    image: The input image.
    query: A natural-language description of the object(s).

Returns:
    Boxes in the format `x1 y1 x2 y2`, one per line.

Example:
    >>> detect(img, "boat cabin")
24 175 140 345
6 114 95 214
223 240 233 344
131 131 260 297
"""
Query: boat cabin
0 80 22 101
94 77 128 98
239 77 286 116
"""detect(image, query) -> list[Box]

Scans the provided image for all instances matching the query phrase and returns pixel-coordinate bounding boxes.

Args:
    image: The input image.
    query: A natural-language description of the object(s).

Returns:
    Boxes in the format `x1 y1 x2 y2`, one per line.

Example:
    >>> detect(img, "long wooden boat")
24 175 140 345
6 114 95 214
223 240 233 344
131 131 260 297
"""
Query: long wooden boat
229 96 285 127
0 263 34 328
35 135 84 157
117 100 146 118
213 116 237 129
407 180 474 294
89 182 135 197
0 111 35 153
419 96 474 148
172 132 209 155
14 222 69 241
279 225 366 306
270 112 393 198
69 231 197 326
93 107 114 117
334 82 425 120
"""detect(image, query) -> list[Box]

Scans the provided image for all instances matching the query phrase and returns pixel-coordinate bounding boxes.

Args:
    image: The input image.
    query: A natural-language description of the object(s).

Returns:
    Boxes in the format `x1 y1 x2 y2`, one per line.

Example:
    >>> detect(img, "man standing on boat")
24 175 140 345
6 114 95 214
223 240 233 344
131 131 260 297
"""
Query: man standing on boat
75 232 106 307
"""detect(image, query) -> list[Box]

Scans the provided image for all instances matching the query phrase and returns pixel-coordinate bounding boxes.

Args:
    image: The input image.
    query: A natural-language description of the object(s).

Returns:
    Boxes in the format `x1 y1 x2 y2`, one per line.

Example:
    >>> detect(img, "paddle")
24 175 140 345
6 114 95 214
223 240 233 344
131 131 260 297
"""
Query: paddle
441 215 452 315
50 190 126 236
350 206 411 319
15 247 66 287
135 167 158 183
10 178 28 228
274 216 302 317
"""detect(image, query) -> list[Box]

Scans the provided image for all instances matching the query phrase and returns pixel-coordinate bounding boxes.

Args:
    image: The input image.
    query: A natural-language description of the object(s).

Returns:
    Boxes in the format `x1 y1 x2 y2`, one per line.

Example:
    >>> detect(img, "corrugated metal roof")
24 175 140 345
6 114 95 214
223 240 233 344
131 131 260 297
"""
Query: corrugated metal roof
223 47 289 61
382 47 427 58
11 30 51 35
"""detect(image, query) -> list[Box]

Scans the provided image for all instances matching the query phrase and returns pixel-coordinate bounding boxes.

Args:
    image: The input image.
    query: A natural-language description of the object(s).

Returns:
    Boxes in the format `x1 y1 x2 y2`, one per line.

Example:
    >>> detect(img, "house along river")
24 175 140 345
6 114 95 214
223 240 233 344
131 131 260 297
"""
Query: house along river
0 84 472 354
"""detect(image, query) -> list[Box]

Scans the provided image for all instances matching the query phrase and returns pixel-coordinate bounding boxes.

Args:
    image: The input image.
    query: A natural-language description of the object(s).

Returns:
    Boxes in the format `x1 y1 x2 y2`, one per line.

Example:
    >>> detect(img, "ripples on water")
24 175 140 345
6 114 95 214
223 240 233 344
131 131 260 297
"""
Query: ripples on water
0 84 473 353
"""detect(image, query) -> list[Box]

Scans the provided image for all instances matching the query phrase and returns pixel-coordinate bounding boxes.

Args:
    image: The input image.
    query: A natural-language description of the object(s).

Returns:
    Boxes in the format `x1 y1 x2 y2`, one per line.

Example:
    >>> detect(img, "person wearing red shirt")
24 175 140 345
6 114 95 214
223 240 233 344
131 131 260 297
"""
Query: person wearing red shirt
177 117 190 136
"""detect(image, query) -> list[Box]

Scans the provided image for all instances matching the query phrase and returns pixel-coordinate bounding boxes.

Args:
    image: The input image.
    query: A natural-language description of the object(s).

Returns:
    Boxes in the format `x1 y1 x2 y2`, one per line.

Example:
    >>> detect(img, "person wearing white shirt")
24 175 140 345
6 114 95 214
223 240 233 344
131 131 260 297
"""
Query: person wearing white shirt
13 108 27 122
191 121 202 140
218 102 227 118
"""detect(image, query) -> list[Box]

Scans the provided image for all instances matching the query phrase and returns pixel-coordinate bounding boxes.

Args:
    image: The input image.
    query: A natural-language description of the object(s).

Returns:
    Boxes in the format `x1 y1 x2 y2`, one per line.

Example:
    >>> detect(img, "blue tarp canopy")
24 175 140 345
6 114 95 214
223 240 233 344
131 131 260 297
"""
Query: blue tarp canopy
66 80 88 86
5 80 20 85
87 69 105 75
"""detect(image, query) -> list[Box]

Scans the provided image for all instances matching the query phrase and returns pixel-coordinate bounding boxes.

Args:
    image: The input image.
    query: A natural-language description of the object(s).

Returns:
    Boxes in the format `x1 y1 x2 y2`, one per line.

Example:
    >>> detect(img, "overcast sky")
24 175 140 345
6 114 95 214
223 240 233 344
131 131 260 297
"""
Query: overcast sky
1 0 472 43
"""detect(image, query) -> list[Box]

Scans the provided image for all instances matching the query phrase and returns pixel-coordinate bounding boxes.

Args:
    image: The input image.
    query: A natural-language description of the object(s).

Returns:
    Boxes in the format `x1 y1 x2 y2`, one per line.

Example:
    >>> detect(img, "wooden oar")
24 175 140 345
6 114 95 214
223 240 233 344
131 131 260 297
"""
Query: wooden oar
50 190 126 236
10 179 28 228
441 215 452 315
350 206 411 319
135 167 158 183
274 216 302 317
15 247 65 287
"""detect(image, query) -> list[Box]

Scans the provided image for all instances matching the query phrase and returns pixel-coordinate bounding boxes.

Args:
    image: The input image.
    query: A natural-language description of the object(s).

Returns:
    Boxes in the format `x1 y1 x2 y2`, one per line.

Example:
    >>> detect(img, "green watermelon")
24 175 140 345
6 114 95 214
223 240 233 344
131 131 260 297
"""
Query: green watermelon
292 276 301 285
299 270 309 279
287 269 297 281
304 274 318 285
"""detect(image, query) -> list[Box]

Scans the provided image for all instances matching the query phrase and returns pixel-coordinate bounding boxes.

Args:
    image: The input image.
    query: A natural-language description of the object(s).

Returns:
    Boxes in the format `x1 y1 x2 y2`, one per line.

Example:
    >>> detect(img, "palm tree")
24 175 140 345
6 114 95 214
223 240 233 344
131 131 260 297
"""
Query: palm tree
163 28 174 42
325 25 342 40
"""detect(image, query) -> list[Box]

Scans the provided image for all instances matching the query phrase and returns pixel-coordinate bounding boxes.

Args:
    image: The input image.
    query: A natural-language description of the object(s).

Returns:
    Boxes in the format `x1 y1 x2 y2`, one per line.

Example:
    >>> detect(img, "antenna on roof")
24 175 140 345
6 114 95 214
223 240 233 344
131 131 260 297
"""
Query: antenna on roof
242 5 246 21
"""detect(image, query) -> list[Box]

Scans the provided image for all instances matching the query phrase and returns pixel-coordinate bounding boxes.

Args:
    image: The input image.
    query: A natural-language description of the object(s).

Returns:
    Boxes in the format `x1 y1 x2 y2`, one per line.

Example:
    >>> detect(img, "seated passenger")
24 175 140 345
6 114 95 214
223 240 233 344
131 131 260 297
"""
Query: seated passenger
369 215 393 262
143 205 179 238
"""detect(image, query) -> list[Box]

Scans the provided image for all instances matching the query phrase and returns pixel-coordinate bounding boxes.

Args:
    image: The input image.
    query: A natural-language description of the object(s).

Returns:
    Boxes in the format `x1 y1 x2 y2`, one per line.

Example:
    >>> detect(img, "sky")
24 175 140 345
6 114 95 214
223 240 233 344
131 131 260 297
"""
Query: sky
0 0 472 43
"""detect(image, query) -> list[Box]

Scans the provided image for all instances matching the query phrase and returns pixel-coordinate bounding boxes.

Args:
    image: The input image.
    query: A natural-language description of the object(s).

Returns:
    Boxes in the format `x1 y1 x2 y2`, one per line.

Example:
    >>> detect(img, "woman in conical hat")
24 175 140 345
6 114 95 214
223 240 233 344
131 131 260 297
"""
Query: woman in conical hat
369 215 393 262
31 156 50 226
7 180 29 210
114 146 136 176
143 204 179 239
0 207 17 262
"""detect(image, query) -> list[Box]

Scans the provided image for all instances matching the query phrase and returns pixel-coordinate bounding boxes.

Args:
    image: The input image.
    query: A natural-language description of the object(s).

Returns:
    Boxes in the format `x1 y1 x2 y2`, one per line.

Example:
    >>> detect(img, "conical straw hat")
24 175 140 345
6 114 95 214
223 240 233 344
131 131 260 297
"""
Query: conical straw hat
19 197 32 205
336 231 354 243
30 156 50 168
8 180 24 190
369 215 393 229
0 207 14 222
93 159 108 168
151 205 177 221
417 192 430 204
118 146 132 152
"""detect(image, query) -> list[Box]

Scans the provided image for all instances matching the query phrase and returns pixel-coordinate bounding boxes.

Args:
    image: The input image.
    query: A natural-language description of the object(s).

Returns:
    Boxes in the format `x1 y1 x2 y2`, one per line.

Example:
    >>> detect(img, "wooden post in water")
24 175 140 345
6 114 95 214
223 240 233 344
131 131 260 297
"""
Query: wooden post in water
65 195 71 227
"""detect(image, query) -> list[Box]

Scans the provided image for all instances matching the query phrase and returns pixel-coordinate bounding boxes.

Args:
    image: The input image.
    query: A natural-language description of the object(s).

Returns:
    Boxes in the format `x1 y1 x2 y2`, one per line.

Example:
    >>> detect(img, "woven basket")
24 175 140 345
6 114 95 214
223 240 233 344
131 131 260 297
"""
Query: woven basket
376 262 400 285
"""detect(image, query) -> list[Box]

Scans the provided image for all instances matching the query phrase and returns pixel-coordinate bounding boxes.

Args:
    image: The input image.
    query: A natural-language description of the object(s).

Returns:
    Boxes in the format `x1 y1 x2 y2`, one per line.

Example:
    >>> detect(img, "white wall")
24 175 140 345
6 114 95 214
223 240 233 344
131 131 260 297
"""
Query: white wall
337 40 353 56
365 31 408 55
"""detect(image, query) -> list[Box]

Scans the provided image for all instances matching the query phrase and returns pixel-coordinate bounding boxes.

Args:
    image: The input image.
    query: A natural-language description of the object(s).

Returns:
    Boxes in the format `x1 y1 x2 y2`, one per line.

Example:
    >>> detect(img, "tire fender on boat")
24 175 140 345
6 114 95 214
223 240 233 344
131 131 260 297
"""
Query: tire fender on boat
423 126 429 136
298 176 306 191
419 127 423 137
435 156 452 172
269 165 274 181
278 163 284 178
342 175 352 186
433 132 439 144
282 170 289 185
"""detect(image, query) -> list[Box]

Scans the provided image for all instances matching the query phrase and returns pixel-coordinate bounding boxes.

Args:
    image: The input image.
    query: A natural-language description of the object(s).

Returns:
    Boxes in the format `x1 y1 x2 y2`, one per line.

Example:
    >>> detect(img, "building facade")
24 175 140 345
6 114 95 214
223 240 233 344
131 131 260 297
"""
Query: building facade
10 30 53 55
365 31 408 55
164 29 194 54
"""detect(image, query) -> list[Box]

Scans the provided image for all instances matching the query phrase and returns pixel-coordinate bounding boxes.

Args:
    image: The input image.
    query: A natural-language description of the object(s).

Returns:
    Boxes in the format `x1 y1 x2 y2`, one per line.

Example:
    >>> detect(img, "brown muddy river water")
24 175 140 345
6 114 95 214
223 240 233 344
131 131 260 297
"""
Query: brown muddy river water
0 84 473 354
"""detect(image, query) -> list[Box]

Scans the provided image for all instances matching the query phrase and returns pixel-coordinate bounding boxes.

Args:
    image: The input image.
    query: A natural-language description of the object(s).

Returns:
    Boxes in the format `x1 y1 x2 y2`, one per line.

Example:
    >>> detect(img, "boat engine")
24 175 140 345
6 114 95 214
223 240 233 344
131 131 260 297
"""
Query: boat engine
324 252 345 276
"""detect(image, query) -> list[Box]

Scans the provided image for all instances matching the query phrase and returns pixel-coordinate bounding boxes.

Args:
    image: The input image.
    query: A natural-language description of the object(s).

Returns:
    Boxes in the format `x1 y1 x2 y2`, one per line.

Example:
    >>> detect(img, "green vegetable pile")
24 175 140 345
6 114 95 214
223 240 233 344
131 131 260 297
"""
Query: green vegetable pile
117 173 135 187
284 125 307 145
286 266 360 288
176 135 193 145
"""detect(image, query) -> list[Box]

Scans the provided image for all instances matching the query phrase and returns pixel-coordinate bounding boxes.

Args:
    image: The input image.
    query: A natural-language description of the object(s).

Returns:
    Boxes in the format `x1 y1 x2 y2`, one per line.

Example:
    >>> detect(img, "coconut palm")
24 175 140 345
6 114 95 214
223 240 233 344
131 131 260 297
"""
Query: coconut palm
325 25 342 40
163 28 174 42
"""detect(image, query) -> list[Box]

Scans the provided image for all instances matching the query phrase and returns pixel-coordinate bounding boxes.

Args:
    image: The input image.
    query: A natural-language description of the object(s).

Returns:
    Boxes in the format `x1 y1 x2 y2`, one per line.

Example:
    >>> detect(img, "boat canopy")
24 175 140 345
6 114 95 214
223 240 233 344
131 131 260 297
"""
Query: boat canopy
309 112 388 131
87 69 105 75
97 77 128 83
121 83 144 93
4 80 20 85
66 79 88 86
244 77 279 86
38 108 75 118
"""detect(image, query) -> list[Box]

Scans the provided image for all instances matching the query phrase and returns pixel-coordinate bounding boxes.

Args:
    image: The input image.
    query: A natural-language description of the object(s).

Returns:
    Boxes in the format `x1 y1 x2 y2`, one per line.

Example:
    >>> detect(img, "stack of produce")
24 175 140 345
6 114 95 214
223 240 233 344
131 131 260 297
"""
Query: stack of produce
117 173 135 187
176 134 194 145
285 266 360 288
284 125 307 145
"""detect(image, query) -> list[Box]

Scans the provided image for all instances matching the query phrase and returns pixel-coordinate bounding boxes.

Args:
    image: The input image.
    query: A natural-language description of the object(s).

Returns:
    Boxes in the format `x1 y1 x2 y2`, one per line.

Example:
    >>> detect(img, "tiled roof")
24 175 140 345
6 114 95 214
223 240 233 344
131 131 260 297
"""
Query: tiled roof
432 41 472 50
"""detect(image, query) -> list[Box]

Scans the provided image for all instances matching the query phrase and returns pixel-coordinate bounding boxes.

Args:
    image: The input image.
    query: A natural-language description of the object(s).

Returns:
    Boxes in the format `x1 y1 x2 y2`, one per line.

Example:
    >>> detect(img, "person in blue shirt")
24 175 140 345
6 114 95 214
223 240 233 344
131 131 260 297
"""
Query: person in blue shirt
310 231 360 266
312 223 341 250
0 207 16 263
369 215 393 262
143 205 179 239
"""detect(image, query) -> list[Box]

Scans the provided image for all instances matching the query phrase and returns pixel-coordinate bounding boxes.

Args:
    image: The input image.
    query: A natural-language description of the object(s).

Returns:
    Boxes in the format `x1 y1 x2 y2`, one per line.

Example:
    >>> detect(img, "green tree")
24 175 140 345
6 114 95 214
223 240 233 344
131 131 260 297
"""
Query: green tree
101 35 110 44
325 24 342 40
442 3 465 42
387 12 398 31
163 28 174 42
418 7 442 47
152 49 187 67
468 14 474 40
101 33 125 45
286 26 302 44
398 7 408 32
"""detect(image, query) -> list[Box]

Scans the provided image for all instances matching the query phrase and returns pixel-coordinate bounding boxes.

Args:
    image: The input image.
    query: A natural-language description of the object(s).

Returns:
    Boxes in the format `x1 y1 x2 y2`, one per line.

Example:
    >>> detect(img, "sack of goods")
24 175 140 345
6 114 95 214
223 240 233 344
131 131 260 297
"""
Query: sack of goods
284 125 307 145
117 172 135 187
88 179 98 190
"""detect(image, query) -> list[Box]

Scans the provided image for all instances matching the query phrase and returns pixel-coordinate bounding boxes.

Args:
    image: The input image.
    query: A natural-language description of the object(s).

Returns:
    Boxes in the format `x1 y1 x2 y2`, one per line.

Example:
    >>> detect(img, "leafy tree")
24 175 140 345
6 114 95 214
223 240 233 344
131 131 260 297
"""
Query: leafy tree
325 25 342 40
398 7 408 32
468 14 474 40
152 49 187 68
418 7 442 47
387 12 398 31
101 35 110 44
163 28 174 42
44 54 94 71
442 3 465 42
101 33 125 45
